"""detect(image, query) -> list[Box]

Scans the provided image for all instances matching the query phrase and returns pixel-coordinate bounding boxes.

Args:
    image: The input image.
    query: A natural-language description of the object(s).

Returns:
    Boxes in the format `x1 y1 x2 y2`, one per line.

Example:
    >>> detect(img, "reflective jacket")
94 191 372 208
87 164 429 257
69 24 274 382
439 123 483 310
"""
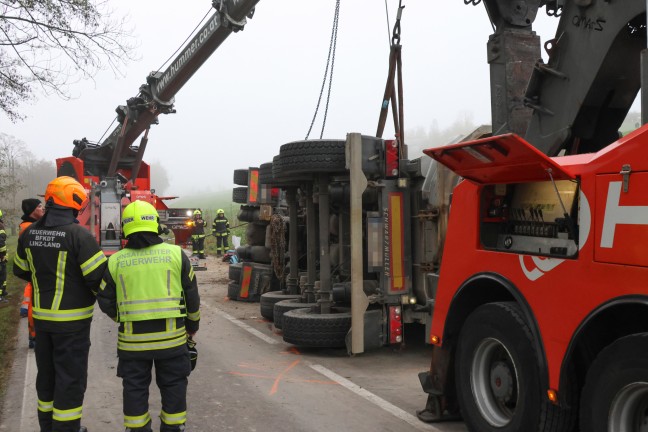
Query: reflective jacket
190 217 207 237
13 211 107 332
98 236 200 359
0 220 6 259
212 216 229 235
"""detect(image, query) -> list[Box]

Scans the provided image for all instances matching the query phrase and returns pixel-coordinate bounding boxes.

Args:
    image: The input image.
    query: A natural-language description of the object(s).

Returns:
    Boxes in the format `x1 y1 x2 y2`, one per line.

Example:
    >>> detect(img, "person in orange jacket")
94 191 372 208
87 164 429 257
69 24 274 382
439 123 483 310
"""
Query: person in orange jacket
18 198 44 349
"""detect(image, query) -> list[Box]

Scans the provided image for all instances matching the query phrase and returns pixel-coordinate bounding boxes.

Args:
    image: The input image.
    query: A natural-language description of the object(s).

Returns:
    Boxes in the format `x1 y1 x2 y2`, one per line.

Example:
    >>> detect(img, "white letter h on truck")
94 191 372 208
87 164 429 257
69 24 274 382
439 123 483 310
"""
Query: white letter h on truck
600 181 648 248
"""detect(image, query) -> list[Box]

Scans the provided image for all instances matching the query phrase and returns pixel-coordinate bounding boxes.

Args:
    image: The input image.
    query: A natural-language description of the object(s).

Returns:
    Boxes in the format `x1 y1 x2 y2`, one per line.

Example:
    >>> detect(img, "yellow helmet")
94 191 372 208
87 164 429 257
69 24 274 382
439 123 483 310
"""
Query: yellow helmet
193 209 202 216
45 176 87 211
217 209 225 215
0 209 3 218
122 200 159 237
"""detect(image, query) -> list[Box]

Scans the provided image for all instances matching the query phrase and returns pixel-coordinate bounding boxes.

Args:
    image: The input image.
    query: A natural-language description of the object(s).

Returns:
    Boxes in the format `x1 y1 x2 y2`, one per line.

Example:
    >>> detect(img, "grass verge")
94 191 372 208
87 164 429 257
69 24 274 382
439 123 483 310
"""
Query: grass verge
0 235 25 402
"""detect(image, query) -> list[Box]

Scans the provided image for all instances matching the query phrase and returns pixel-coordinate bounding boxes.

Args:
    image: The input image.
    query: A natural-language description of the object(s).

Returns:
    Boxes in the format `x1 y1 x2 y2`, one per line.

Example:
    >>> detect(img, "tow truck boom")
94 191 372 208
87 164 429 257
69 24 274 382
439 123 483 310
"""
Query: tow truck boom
75 0 259 181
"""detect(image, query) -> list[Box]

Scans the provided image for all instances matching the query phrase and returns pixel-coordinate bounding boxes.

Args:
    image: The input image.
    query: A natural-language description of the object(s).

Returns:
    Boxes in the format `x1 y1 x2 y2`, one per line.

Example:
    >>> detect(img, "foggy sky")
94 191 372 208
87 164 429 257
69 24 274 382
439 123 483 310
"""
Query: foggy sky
0 0 561 196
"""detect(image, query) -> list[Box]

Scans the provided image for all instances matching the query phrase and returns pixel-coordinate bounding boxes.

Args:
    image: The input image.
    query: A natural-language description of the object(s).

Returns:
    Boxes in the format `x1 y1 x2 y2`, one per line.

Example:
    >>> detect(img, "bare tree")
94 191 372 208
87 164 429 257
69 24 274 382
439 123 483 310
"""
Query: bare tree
0 132 27 209
0 0 135 121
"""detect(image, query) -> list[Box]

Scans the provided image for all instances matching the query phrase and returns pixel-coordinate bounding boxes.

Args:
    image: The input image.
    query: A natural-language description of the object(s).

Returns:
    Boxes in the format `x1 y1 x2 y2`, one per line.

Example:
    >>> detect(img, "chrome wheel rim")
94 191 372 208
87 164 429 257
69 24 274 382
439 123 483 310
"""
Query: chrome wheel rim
609 382 648 432
470 337 519 427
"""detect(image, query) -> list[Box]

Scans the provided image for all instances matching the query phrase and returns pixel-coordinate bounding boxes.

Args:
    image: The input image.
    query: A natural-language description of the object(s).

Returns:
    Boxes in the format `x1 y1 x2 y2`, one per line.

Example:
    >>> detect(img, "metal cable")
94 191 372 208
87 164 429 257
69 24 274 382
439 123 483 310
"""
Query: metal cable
305 0 341 140
319 0 340 139
154 7 213 74
96 117 117 144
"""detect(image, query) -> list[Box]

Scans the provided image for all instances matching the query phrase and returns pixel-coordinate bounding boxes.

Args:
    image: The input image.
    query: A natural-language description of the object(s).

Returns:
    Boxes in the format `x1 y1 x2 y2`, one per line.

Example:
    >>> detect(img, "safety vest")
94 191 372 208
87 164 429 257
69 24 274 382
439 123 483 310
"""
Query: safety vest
109 243 185 322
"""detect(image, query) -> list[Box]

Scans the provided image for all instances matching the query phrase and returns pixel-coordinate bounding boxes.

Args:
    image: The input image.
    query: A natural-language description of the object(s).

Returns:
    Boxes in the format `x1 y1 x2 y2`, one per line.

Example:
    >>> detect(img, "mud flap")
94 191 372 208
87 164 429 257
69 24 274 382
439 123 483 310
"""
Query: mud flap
345 309 383 354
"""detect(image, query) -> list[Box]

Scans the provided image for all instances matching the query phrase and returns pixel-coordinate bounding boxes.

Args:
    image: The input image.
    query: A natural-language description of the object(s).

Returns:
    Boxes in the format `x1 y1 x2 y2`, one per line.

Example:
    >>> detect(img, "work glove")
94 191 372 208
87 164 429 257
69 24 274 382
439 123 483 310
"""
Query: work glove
20 307 28 318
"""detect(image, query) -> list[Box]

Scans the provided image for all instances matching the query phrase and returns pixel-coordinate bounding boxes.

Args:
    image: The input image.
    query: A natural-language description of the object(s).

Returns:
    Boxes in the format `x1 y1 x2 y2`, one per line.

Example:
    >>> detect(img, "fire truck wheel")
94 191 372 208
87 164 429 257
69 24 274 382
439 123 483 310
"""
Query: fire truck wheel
259 292 301 321
282 307 351 348
580 334 648 432
233 169 249 186
233 187 248 204
273 300 316 330
455 302 562 432
279 140 347 176
227 281 240 301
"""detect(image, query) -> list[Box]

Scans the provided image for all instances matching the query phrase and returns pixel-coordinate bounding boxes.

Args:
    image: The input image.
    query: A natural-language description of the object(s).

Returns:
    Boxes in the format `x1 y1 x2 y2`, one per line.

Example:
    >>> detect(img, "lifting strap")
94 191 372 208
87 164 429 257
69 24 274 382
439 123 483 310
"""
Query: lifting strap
376 1 405 148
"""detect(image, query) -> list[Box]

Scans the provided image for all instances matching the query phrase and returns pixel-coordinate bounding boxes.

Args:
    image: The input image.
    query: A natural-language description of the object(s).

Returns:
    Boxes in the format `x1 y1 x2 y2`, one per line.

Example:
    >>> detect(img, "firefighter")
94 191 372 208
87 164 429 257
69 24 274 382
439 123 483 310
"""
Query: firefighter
211 209 230 257
0 209 7 303
19 198 46 349
14 176 107 432
190 209 207 259
97 200 200 432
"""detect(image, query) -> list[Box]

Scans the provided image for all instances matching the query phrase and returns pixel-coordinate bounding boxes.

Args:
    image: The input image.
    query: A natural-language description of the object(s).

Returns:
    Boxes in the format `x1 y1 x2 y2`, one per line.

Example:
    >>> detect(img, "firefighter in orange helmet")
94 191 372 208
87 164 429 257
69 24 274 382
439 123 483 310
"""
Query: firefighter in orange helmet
19 198 45 349
14 176 107 432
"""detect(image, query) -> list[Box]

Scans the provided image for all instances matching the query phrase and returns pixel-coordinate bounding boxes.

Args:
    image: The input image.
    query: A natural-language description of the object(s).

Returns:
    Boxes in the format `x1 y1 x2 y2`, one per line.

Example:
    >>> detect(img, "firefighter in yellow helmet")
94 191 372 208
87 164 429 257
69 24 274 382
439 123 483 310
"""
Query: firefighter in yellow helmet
190 209 207 259
14 176 107 432
211 209 230 257
97 200 200 432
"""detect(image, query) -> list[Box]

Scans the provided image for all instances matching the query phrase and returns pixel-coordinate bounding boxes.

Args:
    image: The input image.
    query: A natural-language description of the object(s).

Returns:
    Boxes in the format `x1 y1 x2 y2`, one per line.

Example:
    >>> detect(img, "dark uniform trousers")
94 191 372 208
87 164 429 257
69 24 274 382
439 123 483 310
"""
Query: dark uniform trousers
0 260 7 296
117 351 192 432
35 325 91 432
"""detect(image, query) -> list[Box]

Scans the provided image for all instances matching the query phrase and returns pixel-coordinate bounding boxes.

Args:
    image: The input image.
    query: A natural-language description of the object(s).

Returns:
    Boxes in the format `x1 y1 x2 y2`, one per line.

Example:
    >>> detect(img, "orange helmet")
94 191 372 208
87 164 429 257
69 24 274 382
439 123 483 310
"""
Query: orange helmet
45 176 87 211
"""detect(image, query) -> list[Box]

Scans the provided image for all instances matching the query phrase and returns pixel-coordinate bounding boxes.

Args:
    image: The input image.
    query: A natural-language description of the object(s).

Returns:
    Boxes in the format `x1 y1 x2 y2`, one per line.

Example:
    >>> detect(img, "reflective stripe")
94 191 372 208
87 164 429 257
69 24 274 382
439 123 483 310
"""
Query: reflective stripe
117 335 187 352
118 327 186 342
166 270 171 296
187 310 200 321
53 405 82 421
14 254 29 271
52 251 67 311
99 279 107 291
119 297 183 306
124 412 152 428
25 249 40 308
80 251 106 276
120 307 182 316
188 266 195 281
33 305 94 321
124 321 133 334
38 399 53 412
118 274 128 299
160 410 187 425
166 318 175 331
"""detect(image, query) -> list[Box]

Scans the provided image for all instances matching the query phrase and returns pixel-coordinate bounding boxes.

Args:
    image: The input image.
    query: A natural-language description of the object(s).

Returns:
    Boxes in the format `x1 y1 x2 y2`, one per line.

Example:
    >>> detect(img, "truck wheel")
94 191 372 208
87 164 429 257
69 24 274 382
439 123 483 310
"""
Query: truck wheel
282 307 351 348
233 169 249 186
233 187 248 204
279 139 347 176
259 292 301 321
455 302 568 432
259 162 273 185
227 281 240 300
580 334 648 432
273 300 316 330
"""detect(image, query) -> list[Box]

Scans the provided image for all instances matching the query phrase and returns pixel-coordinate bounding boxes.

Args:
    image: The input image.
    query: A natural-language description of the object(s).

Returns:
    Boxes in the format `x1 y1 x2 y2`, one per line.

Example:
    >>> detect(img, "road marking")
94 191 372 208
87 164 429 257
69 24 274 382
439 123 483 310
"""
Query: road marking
20 349 36 431
309 364 444 432
205 303 278 344
270 359 300 395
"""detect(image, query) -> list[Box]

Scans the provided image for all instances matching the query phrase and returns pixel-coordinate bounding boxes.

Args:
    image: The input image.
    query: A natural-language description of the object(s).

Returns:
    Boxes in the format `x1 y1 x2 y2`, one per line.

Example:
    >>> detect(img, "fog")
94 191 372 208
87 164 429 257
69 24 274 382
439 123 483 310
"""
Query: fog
1 1 562 197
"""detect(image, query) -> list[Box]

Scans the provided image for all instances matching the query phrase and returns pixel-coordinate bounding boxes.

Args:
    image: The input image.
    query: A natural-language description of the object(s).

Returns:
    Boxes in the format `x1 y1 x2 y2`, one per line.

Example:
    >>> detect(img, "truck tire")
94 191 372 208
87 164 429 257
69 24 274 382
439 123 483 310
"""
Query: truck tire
259 162 273 185
233 169 249 186
228 263 242 283
273 300 316 330
233 187 248 204
279 140 347 176
580 333 648 432
455 302 572 432
227 281 240 300
259 292 301 321
246 223 267 246
237 205 260 223
272 155 310 186
249 245 271 263
282 307 351 348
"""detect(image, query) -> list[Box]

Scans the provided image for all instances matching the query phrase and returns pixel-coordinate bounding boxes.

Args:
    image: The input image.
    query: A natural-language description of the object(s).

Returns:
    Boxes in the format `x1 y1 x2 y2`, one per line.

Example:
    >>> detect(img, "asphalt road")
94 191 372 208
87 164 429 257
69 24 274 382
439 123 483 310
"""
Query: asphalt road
0 256 467 432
